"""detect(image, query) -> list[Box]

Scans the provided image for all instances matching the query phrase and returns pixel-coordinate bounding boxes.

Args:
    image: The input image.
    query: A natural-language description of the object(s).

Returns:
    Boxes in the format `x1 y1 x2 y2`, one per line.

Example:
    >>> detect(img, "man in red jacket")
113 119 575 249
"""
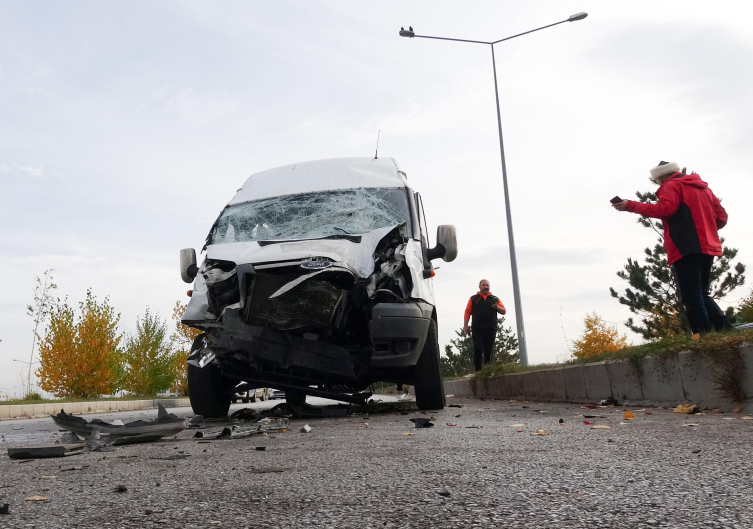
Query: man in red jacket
613 161 729 337
463 279 506 371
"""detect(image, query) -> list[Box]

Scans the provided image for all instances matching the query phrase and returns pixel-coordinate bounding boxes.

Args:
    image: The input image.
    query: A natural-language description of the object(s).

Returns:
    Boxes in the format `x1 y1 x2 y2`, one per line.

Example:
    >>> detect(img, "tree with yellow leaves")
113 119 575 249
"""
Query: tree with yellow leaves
170 301 203 395
571 311 629 359
37 290 123 398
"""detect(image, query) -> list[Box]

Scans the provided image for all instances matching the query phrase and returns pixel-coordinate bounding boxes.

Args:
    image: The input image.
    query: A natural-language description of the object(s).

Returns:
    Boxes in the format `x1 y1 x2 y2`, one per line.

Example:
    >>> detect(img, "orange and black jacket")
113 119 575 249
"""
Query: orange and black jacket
464 292 505 329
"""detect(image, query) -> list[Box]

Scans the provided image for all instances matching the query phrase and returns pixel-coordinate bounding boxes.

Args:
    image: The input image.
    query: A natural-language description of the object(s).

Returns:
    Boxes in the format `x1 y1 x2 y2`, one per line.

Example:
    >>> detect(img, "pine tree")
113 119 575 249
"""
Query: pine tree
441 318 519 377
610 190 745 340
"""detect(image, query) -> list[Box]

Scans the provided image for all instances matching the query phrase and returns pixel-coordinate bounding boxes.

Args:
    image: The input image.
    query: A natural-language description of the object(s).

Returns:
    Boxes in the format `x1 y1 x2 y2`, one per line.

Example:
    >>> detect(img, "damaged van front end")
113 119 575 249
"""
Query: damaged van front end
179 158 456 417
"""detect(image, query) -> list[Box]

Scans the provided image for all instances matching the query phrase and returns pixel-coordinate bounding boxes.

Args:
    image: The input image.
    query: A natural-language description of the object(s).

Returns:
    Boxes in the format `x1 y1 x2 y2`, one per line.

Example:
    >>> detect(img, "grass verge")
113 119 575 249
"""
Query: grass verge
475 327 753 379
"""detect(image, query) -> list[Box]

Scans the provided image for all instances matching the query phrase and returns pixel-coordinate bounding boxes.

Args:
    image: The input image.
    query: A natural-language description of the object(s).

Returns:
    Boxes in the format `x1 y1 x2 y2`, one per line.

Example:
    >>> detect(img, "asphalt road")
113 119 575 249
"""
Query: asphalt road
1 396 752 529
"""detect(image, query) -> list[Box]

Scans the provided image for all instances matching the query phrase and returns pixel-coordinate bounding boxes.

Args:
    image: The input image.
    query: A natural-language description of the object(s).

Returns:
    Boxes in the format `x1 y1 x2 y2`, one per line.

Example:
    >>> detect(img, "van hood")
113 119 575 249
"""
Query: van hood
205 224 401 279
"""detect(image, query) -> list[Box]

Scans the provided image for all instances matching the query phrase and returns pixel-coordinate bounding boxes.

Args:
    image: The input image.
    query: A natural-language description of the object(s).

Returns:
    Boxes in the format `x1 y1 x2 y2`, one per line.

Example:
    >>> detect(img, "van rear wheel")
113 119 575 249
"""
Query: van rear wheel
413 319 445 410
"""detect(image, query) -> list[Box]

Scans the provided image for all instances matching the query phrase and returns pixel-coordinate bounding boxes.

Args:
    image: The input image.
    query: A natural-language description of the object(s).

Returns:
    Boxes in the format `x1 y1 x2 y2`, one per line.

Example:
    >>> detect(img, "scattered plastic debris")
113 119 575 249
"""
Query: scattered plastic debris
558 418 564 425
448 404 463 408
583 421 593 425
187 415 205 428
255 446 266 451
741 416 753 421
0 504 8 515
300 424 312 433
401 432 415 436
691 449 702 454
438 490 451 497
682 423 700 427
410 418 434 428
113 484 128 493
599 397 619 406
591 425 611 429
623 411 635 420
446 423 457 427
510 423 525 428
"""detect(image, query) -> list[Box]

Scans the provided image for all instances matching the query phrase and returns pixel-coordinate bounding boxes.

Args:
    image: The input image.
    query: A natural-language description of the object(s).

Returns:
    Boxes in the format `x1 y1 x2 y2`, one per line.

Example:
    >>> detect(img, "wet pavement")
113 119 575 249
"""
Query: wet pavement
1 396 752 528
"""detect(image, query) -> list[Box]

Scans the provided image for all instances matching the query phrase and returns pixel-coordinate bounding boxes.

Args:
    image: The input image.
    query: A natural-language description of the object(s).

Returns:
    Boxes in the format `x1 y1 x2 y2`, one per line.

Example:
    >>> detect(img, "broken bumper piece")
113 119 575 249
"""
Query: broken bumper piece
51 403 186 440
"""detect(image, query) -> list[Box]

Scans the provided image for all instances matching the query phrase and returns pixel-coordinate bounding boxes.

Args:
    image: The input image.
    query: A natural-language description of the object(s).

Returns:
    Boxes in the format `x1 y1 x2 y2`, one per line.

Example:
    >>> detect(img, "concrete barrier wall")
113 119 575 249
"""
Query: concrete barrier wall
0 398 191 420
442 345 753 411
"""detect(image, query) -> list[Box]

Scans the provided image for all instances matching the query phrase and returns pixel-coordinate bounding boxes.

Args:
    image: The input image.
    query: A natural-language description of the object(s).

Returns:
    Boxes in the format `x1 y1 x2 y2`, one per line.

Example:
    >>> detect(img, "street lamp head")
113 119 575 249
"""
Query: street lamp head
568 12 588 22
399 27 415 38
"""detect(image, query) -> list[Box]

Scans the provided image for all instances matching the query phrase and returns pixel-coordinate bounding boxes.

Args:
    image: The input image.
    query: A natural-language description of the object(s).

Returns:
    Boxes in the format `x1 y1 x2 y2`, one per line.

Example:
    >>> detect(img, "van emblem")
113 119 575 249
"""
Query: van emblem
301 260 333 270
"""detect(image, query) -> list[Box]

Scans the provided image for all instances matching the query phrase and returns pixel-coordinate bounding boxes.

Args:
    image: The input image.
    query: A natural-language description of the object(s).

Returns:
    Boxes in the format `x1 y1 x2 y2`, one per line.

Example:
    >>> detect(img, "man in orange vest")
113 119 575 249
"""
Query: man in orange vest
463 279 507 371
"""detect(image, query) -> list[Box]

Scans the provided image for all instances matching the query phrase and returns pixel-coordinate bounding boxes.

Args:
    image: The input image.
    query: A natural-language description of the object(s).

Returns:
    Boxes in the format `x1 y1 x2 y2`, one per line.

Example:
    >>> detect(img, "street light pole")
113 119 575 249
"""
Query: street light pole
399 13 587 366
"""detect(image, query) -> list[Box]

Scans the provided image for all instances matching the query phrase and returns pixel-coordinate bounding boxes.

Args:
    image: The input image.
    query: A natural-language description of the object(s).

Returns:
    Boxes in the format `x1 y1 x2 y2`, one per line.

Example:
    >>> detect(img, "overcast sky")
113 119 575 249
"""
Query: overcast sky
2 1 752 396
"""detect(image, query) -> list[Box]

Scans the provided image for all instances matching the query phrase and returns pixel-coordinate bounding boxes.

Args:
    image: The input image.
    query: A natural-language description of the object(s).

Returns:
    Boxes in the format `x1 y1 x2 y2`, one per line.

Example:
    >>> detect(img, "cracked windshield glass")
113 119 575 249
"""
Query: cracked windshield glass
211 187 412 244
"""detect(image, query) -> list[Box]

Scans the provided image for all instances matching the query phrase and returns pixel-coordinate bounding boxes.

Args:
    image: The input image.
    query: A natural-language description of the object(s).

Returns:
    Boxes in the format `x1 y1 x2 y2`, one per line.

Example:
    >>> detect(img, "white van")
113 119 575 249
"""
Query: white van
179 157 457 416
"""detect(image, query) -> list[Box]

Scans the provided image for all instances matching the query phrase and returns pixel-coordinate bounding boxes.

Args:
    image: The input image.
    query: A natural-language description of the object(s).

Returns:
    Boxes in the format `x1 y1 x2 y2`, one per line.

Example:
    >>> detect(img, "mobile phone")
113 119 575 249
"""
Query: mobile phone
610 196 623 204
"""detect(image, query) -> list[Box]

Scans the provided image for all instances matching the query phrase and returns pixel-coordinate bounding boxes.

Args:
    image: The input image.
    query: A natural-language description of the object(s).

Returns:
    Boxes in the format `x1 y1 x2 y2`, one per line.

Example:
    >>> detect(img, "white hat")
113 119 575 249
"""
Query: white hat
649 161 681 184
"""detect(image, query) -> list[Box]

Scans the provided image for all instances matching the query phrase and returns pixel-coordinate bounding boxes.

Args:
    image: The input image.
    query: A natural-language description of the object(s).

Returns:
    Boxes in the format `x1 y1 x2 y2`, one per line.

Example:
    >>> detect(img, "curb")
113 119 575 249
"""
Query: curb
442 345 753 411
0 398 191 420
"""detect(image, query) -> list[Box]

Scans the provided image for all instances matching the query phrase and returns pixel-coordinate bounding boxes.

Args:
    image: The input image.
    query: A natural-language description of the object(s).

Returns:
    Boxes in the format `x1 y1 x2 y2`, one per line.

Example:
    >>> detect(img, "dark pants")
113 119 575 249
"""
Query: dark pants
673 253 728 334
472 327 496 371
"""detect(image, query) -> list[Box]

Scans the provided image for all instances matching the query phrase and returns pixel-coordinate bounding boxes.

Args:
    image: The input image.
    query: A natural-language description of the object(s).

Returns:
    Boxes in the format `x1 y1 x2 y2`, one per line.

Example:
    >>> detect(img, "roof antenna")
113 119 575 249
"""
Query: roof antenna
374 130 380 160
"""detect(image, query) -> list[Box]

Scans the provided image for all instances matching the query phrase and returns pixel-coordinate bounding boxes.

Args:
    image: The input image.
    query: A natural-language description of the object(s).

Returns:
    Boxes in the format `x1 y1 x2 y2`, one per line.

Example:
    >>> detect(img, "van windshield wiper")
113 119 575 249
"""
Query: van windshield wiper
257 234 362 246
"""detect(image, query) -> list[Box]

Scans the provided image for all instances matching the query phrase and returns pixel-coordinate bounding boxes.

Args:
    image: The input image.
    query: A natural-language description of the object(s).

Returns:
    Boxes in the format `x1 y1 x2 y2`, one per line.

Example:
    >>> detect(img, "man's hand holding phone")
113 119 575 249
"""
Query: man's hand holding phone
611 196 629 211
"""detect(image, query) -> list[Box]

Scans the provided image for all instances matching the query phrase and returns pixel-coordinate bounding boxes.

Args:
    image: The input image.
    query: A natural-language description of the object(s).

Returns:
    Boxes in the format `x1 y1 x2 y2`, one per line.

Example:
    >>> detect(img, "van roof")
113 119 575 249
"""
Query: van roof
228 157 407 205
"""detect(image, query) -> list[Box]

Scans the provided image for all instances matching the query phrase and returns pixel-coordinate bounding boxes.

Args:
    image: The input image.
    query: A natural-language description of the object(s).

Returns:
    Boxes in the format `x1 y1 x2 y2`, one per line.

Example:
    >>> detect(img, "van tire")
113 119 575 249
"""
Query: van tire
413 319 445 410
188 362 233 419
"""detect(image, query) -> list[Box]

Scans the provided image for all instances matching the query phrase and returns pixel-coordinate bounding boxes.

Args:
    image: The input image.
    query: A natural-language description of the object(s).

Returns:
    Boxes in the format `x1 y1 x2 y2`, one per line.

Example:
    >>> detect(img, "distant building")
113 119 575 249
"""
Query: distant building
0 390 9 401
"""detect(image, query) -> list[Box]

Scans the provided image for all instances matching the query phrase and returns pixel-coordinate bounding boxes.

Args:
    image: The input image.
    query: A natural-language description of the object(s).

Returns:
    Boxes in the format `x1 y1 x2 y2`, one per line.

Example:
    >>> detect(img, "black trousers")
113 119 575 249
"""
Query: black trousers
673 253 728 334
472 327 496 371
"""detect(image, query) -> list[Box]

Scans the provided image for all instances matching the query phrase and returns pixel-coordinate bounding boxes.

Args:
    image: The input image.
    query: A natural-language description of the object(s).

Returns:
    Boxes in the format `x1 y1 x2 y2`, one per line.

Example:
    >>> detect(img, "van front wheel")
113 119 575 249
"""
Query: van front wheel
188 362 233 419
413 319 445 410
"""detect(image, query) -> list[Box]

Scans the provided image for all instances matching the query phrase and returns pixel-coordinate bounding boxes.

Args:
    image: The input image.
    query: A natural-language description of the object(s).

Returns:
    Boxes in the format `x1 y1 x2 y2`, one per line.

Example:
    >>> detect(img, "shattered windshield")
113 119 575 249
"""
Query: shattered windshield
211 187 412 244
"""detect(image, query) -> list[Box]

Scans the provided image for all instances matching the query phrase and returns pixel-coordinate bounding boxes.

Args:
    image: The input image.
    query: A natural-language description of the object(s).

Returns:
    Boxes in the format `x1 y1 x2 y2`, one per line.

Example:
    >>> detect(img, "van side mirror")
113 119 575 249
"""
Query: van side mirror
427 225 458 262
180 248 199 283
